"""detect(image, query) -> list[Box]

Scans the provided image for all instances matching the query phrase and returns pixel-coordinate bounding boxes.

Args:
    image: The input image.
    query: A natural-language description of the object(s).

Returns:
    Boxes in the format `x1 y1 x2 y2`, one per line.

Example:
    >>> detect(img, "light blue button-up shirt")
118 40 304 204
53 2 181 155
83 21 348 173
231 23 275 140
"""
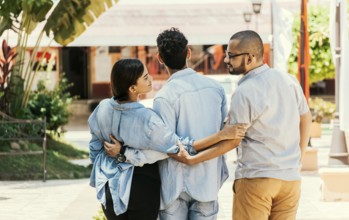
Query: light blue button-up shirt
229 64 309 181
153 68 229 209
88 98 193 215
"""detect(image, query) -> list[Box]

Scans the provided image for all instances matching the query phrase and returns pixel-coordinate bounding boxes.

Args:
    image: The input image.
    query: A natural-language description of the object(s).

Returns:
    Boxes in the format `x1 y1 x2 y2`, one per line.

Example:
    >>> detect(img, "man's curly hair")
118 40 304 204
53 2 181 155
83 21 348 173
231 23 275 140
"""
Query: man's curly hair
156 27 188 69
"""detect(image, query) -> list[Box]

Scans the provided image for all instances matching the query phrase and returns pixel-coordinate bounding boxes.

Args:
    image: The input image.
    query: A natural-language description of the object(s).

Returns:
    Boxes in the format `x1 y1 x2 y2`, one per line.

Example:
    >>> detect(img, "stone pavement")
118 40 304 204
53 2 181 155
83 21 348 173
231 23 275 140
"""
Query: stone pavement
1 124 349 219
0 179 99 220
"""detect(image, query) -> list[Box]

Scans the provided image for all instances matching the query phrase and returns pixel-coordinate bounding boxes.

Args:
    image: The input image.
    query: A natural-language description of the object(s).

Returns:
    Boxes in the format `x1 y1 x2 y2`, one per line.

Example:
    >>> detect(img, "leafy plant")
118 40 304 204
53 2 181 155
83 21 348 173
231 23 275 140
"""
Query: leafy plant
0 40 18 114
44 0 118 45
0 0 118 117
309 97 335 123
28 74 77 135
288 6 335 84
0 120 44 140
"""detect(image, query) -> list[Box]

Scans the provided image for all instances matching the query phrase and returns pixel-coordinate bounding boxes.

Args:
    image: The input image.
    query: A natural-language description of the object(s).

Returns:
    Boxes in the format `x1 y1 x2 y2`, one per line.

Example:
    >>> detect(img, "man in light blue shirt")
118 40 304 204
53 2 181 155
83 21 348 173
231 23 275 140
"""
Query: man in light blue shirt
154 27 231 220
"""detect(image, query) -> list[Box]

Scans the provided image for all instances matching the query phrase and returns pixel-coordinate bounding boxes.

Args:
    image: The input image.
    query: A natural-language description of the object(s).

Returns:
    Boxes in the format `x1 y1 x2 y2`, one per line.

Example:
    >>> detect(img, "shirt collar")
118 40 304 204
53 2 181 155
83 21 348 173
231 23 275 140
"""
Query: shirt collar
238 64 270 85
109 97 145 110
167 68 196 82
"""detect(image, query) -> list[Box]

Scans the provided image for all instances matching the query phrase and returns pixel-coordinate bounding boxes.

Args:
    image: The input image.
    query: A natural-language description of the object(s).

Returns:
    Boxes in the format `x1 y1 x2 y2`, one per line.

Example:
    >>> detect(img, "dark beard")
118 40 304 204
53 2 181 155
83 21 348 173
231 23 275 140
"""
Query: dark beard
229 69 241 75
228 59 246 75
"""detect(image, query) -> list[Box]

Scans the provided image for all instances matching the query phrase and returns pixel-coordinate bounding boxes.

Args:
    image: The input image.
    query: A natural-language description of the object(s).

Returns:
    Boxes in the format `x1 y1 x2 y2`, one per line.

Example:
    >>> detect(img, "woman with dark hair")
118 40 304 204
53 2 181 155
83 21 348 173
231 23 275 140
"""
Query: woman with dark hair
88 58 245 220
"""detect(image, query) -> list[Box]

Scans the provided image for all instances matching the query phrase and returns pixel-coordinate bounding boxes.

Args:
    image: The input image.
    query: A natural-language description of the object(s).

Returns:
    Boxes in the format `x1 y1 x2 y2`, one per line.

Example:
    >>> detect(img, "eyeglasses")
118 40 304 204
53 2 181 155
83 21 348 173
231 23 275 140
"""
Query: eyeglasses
225 51 249 59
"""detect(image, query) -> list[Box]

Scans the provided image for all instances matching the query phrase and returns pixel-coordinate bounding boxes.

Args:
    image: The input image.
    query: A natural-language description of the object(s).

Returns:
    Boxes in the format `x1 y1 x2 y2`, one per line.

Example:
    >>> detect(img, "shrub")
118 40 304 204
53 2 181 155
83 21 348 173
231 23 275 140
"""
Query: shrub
0 40 18 114
28 74 77 135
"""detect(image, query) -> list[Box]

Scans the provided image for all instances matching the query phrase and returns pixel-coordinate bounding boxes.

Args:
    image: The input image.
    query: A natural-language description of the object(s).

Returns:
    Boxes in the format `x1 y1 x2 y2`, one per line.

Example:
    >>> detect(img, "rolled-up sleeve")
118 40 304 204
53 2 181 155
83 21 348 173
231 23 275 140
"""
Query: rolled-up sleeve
123 114 178 165
88 106 104 164
124 148 168 166
123 113 195 165
89 133 103 163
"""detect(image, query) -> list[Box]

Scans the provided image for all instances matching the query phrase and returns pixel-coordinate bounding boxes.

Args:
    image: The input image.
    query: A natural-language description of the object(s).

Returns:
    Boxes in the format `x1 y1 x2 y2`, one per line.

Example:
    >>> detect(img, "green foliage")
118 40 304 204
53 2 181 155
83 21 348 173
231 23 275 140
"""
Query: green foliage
0 0 22 35
28 74 77 135
0 0 118 117
0 120 44 139
288 6 335 84
309 97 336 122
0 0 56 116
0 40 18 114
21 0 54 34
44 0 118 45
9 74 26 117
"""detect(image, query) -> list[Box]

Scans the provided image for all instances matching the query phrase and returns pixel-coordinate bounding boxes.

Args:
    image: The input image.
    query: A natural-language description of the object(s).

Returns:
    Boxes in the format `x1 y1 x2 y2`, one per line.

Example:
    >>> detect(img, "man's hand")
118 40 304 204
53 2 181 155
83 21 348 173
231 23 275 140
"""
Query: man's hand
168 143 195 165
219 123 248 140
104 134 121 157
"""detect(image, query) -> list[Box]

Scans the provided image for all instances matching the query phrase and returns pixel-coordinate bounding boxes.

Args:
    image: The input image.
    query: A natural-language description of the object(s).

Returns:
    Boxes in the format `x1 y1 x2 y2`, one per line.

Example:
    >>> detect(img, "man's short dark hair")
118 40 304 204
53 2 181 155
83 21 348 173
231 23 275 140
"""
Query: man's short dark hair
230 30 264 61
156 27 188 69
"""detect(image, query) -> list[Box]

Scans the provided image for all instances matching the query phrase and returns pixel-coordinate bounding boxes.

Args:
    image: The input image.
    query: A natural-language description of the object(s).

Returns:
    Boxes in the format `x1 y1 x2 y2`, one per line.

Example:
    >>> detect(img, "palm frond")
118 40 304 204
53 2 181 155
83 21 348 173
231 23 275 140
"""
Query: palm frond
0 0 22 35
20 0 54 34
44 0 118 45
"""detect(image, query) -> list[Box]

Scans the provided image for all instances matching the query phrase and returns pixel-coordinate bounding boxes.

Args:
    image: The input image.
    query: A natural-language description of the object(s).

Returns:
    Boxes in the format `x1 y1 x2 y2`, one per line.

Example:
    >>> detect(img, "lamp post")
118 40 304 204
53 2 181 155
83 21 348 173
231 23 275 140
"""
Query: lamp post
328 2 348 166
243 12 253 29
252 1 262 32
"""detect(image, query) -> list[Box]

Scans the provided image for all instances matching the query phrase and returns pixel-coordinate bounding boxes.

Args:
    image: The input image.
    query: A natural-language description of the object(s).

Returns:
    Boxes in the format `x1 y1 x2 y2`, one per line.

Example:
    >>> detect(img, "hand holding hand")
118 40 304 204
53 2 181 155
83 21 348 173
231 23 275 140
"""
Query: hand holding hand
104 134 121 157
168 143 194 165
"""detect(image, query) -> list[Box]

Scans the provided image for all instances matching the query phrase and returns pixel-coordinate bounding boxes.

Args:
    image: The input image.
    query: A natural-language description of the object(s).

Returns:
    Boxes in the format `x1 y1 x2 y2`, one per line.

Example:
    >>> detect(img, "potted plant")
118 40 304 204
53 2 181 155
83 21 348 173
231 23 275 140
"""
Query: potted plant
308 97 336 137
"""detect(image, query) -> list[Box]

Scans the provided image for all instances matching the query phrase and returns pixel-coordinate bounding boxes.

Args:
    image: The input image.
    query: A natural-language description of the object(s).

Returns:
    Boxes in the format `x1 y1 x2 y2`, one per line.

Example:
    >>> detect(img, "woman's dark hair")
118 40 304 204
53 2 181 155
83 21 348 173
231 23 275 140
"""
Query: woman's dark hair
110 59 144 101
156 27 188 69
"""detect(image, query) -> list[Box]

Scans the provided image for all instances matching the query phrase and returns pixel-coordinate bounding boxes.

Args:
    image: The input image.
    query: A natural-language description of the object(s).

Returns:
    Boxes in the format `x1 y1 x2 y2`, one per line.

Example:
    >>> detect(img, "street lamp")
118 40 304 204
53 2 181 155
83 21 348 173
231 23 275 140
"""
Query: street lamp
252 0 262 32
328 3 348 165
243 11 253 29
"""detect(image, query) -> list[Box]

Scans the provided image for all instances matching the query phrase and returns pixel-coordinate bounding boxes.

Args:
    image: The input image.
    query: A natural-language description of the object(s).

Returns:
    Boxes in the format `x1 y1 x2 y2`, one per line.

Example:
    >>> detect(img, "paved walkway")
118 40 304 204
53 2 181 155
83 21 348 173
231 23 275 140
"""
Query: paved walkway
0 179 99 220
1 124 349 219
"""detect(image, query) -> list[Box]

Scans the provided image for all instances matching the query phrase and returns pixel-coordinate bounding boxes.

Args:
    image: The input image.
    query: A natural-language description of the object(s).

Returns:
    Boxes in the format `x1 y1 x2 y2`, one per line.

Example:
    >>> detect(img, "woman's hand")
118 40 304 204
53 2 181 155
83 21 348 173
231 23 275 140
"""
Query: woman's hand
168 143 196 165
219 123 248 140
104 134 121 157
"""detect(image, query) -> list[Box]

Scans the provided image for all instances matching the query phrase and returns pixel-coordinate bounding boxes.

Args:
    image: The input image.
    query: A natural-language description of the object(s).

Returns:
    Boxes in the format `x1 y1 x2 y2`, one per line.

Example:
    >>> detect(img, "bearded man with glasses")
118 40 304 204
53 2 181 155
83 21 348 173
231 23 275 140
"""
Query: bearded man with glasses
224 30 312 220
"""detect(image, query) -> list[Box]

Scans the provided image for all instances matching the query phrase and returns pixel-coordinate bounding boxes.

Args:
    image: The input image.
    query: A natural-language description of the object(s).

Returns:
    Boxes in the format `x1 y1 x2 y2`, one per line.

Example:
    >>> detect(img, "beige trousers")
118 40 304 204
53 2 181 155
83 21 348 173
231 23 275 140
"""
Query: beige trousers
232 178 301 220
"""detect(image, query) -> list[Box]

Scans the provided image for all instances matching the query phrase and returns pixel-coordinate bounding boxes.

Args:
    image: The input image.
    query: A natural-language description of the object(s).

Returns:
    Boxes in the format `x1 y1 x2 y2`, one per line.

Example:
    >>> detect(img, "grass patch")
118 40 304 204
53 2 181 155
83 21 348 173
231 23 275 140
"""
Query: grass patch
0 135 91 180
47 135 89 159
